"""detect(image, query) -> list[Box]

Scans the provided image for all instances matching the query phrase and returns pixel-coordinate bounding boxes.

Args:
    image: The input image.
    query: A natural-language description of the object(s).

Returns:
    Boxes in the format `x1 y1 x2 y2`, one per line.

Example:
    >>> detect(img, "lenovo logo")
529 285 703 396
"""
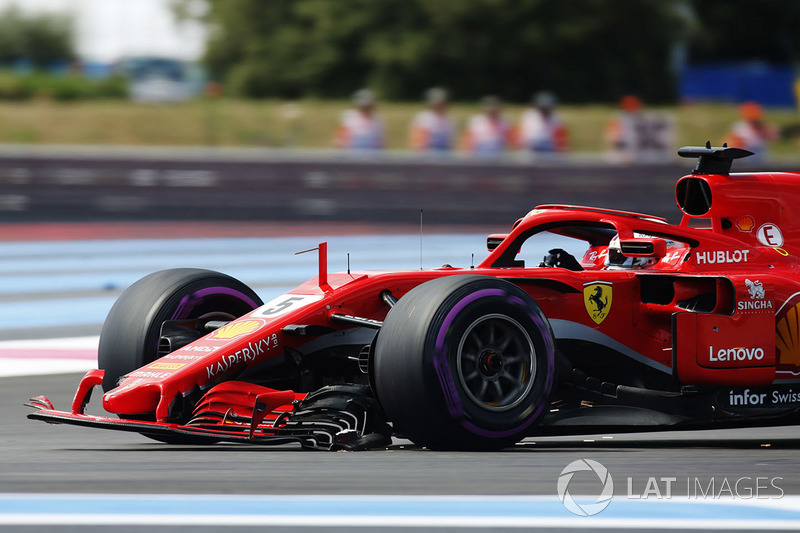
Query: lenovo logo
709 346 765 362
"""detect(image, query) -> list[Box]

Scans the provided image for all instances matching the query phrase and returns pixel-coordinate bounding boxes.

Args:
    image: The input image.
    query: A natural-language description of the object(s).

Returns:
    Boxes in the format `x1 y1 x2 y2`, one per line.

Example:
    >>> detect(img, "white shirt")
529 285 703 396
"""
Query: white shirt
518 109 564 152
339 110 384 149
466 114 511 155
411 110 455 151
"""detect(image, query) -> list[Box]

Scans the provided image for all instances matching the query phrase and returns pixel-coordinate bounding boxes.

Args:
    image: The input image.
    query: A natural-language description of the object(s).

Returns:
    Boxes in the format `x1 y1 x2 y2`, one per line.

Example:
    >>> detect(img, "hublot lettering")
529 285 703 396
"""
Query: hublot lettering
695 249 750 265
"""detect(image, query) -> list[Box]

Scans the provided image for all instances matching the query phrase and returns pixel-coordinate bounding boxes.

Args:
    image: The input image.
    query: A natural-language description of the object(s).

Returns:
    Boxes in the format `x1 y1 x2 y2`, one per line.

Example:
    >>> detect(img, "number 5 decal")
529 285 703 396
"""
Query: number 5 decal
254 294 323 318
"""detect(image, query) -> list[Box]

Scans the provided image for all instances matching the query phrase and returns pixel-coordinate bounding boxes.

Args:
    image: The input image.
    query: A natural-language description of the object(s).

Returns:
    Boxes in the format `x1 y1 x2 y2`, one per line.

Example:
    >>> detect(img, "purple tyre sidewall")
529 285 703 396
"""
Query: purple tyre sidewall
171 286 262 321
99 269 263 392
431 287 556 439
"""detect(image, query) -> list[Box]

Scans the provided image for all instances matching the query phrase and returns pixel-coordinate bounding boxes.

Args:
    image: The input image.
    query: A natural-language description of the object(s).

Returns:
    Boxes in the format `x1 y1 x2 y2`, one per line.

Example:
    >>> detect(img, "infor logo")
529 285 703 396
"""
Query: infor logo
557 459 614 516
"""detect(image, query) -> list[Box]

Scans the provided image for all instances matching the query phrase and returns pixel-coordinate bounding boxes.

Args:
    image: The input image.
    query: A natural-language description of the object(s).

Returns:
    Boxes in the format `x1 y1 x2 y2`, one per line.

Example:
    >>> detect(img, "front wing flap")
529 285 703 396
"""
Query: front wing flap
27 378 391 451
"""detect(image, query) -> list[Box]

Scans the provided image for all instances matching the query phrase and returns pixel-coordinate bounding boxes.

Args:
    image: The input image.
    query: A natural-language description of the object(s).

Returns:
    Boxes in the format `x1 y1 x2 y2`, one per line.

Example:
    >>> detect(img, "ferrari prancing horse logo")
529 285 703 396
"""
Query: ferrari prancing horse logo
584 281 613 325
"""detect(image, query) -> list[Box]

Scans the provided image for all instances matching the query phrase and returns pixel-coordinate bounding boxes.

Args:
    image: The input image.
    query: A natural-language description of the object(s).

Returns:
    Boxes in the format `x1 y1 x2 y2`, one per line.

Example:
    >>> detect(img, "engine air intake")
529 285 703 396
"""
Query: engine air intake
676 177 713 216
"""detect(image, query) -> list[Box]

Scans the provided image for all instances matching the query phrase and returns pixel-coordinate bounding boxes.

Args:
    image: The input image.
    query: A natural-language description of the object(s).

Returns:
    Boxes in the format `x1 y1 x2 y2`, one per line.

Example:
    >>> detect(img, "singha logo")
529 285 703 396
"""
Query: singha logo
745 279 765 300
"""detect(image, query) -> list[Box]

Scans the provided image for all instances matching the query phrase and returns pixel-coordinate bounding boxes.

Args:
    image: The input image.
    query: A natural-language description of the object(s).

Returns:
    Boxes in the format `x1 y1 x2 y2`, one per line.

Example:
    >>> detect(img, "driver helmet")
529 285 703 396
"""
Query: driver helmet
605 234 658 269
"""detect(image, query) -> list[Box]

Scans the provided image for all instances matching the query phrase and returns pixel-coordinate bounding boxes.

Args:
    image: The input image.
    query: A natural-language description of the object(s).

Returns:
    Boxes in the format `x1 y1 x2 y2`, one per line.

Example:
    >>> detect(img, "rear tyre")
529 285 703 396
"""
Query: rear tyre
373 275 555 450
98 268 263 392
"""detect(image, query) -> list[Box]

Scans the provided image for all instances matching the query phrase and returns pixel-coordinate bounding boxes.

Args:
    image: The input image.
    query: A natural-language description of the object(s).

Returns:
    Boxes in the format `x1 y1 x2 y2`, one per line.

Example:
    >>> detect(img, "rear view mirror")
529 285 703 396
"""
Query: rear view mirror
619 237 667 258
487 234 508 251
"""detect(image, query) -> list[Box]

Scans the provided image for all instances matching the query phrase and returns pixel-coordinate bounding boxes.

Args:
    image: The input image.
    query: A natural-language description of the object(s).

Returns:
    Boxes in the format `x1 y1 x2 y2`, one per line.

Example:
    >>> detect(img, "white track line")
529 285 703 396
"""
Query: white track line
0 494 799 529
0 336 97 377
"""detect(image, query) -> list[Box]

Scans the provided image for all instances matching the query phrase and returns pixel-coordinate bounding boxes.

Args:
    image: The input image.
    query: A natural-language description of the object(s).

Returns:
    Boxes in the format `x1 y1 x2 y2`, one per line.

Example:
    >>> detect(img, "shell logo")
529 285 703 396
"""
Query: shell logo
210 319 265 340
776 301 800 370
736 216 755 232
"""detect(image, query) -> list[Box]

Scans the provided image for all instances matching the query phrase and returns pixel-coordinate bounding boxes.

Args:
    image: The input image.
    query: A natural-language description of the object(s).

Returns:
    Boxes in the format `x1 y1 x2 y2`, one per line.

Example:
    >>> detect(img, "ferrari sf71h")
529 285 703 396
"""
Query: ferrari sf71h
28 145 800 450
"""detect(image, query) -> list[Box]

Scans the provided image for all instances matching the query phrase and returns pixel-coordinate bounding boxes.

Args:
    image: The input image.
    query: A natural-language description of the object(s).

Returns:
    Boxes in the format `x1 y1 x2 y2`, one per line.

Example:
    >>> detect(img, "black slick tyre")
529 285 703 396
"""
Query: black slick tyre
373 275 555 450
98 268 263 392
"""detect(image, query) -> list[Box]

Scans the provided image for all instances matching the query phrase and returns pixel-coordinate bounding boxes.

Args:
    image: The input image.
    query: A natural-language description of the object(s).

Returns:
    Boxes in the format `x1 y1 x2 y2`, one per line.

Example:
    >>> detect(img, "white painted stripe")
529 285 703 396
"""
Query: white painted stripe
0 494 798 529
0 358 94 377
0 336 98 377
0 336 98 349
0 514 799 529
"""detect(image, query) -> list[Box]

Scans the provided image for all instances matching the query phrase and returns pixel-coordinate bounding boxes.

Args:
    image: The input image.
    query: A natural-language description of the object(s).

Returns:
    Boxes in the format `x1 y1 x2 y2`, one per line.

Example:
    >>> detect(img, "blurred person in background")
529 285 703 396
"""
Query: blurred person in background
409 87 455 152
726 101 778 163
604 95 674 164
334 88 385 150
462 95 513 157
605 95 643 163
516 91 569 154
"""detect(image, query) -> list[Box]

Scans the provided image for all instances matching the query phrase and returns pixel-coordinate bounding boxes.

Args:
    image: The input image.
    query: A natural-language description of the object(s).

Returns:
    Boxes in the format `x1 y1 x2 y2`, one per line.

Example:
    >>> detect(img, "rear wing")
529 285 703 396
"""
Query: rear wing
678 142 753 176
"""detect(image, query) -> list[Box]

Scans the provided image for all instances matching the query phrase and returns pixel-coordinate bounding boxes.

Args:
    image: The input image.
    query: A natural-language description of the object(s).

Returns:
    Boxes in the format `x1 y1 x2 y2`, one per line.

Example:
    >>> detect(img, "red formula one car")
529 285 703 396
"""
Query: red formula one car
27 145 800 450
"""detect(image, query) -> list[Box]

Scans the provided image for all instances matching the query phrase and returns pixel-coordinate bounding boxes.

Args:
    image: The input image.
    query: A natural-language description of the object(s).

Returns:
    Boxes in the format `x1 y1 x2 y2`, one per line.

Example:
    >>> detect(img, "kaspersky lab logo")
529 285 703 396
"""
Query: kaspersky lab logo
557 459 614 516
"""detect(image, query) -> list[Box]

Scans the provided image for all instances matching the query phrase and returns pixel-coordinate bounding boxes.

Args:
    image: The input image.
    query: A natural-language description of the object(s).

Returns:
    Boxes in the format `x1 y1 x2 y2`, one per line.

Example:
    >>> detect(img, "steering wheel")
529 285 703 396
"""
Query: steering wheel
538 248 584 271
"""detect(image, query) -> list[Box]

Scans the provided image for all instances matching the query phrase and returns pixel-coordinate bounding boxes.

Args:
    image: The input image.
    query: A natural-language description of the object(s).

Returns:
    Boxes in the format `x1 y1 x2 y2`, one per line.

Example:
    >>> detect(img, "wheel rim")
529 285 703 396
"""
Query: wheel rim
456 313 536 412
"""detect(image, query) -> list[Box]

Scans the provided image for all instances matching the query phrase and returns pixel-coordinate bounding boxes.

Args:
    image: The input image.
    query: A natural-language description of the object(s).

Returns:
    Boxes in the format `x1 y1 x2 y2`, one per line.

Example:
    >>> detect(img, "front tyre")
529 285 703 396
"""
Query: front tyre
98 268 263 392
373 276 555 450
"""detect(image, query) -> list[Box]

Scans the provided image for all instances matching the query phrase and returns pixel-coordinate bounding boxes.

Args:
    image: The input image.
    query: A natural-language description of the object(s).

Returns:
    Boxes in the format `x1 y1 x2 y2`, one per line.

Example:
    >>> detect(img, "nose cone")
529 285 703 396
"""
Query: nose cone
103 382 162 417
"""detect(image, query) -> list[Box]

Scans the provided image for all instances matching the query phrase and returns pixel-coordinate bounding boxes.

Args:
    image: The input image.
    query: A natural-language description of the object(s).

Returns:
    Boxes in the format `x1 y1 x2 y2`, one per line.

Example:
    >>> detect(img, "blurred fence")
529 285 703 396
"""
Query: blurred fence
0 146 789 227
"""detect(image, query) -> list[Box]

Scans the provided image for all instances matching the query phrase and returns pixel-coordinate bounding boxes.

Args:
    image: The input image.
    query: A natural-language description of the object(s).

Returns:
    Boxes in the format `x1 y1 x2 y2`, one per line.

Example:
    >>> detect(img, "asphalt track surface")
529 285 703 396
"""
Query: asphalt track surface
8 370 800 494
8 372 800 532
3 223 800 531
